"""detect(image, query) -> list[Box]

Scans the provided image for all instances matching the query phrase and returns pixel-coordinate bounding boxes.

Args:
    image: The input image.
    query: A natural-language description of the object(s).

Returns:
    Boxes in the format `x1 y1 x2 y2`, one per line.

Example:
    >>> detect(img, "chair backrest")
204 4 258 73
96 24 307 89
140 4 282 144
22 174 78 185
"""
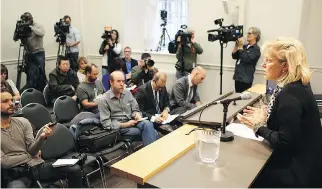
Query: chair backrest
53 96 80 123
22 103 52 131
42 84 50 106
38 123 75 160
102 74 110 90
20 88 46 107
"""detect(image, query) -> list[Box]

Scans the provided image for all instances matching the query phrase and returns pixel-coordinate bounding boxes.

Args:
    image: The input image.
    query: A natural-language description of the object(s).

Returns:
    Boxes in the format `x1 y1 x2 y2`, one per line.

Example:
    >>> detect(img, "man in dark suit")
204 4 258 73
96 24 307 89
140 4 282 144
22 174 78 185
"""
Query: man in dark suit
135 72 174 134
170 66 206 114
122 47 138 81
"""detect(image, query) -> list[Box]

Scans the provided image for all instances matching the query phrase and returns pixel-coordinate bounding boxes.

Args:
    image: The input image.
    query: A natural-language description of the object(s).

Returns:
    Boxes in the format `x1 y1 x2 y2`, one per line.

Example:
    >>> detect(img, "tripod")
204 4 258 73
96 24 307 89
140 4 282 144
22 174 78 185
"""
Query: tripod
16 42 27 91
156 22 171 52
219 40 224 95
56 42 71 65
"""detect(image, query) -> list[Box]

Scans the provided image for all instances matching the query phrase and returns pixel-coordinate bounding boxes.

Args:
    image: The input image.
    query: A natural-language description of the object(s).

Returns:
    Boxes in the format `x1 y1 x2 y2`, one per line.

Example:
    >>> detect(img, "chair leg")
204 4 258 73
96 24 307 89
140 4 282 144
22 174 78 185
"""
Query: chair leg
59 179 65 188
97 156 107 188
95 159 106 188
36 180 43 188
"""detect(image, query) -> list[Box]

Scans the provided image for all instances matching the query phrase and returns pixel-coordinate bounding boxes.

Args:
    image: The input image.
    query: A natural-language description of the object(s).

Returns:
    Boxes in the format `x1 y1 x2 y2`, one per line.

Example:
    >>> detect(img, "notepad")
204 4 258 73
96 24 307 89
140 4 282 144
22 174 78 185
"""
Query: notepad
52 159 79 168
155 114 179 124
226 123 264 141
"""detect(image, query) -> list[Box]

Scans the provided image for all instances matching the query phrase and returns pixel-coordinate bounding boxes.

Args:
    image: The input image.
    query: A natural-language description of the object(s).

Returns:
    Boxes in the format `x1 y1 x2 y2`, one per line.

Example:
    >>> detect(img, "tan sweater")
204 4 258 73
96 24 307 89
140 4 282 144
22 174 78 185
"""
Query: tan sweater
1 117 45 168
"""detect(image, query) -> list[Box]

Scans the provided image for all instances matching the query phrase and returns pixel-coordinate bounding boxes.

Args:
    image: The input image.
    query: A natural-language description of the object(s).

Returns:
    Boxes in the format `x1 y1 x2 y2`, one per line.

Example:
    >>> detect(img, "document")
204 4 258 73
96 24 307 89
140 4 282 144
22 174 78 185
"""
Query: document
155 114 179 124
226 123 264 141
52 159 79 168
137 117 148 122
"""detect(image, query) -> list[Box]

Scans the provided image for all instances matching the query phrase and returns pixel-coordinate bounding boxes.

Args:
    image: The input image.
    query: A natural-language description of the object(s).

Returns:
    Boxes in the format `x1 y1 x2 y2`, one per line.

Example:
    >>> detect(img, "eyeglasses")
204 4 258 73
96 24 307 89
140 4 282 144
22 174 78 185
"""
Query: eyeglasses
124 51 131 53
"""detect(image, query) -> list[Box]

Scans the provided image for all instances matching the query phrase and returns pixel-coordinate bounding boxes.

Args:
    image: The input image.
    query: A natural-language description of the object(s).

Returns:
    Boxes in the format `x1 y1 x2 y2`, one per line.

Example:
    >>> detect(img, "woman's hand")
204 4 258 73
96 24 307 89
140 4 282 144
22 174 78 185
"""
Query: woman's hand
237 102 268 131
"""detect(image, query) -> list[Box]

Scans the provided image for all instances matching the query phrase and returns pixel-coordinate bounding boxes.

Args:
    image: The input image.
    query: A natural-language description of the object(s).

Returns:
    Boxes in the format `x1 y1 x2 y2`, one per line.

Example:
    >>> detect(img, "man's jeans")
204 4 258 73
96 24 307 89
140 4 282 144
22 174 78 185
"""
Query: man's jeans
25 51 47 92
176 70 190 79
66 52 79 71
120 120 158 146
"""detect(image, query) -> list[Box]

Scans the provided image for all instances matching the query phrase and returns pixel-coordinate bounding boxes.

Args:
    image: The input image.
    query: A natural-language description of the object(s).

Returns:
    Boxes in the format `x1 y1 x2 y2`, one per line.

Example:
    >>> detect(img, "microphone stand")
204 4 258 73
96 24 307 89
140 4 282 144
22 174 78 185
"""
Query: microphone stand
220 102 234 142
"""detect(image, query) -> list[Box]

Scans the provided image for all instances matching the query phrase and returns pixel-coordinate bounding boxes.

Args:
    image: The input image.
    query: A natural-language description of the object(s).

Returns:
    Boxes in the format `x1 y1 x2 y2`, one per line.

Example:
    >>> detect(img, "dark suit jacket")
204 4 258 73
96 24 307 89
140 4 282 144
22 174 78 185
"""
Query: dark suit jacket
255 80 322 187
232 43 261 84
122 58 138 74
135 81 170 120
169 76 200 110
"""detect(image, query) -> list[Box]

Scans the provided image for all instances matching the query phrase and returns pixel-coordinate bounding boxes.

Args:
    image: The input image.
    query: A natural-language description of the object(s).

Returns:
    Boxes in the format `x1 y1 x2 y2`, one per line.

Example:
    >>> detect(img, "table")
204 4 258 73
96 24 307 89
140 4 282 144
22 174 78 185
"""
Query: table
111 125 272 188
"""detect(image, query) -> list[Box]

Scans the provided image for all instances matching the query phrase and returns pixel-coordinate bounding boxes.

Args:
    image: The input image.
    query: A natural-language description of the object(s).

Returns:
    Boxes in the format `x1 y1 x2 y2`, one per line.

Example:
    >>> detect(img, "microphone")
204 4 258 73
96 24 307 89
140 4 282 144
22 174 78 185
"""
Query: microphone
211 92 252 105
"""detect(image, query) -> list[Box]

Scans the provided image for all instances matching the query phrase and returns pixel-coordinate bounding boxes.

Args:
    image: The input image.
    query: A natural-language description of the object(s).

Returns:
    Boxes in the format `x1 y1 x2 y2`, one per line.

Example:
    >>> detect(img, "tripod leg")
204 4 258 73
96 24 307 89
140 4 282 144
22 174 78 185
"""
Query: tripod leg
165 28 172 41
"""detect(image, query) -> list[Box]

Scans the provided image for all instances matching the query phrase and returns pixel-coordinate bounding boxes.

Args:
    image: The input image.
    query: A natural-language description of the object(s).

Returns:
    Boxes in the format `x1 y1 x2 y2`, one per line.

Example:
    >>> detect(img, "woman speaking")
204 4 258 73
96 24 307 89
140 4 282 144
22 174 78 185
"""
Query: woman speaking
238 37 322 187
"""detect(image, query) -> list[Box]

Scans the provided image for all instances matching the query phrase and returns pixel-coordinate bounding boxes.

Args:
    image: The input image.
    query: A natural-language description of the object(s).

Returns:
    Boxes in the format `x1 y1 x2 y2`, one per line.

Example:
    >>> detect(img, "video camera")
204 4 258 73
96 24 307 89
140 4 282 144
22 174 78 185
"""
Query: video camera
143 59 155 69
207 18 243 43
54 18 70 44
13 14 32 42
175 24 193 45
101 30 112 41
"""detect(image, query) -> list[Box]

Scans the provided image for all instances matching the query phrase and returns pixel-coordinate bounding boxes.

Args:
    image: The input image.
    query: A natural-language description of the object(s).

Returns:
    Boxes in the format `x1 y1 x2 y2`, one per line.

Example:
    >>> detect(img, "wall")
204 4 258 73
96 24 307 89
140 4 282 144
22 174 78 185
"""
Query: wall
1 0 322 99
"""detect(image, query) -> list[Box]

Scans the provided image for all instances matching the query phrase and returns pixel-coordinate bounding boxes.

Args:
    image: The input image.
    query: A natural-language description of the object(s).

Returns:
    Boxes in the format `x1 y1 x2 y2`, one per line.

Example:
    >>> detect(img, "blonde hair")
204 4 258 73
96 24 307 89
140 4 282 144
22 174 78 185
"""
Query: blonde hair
261 37 311 85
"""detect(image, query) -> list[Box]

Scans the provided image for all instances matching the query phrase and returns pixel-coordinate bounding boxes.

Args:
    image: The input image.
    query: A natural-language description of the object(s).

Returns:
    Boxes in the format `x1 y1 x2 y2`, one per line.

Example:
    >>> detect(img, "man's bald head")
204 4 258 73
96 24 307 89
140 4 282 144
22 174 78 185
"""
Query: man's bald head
191 66 206 85
110 71 125 94
152 71 167 90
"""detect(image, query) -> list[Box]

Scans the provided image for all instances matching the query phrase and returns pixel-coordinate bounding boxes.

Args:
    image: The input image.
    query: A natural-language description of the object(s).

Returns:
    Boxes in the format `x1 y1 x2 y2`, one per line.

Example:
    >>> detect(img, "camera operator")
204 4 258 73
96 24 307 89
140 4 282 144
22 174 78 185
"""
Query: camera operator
232 27 261 93
175 30 203 79
22 12 47 92
99 26 122 74
131 53 158 87
63 15 81 71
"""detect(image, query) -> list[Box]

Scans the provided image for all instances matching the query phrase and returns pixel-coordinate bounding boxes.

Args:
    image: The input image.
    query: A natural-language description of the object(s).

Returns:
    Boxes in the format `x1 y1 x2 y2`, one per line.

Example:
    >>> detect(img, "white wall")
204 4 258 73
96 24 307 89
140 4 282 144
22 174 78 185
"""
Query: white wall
1 0 322 98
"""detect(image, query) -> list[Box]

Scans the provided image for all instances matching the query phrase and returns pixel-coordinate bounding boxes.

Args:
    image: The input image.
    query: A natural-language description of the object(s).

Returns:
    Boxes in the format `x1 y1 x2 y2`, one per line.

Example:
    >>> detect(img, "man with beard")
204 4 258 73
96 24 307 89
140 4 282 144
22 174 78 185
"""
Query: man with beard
76 63 105 114
98 71 158 146
1 89 83 188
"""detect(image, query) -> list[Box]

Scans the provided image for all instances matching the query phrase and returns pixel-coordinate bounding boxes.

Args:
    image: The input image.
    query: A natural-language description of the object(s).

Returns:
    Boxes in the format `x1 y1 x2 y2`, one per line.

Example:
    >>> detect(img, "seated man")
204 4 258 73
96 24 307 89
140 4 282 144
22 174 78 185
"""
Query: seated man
170 66 206 114
131 53 158 87
0 90 83 188
48 55 79 102
122 47 138 81
98 71 158 146
135 72 174 134
76 63 105 114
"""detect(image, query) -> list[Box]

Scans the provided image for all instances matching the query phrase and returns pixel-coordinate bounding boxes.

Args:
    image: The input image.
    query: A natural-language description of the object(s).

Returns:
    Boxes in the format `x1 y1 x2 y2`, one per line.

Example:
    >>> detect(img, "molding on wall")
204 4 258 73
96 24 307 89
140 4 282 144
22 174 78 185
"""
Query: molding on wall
1 55 57 65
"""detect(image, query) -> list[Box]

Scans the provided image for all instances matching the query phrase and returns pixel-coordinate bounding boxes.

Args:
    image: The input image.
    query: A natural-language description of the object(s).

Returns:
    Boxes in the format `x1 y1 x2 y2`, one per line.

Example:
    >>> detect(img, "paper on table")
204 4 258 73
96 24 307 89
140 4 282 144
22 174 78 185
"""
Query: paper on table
52 159 79 168
155 114 179 124
226 123 264 141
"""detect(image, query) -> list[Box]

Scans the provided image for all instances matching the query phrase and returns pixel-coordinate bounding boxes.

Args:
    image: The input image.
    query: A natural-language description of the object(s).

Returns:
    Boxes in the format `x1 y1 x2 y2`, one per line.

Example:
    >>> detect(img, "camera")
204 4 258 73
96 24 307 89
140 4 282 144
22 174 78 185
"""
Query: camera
13 14 32 42
101 30 112 40
175 25 193 45
54 18 70 44
207 18 243 43
143 59 155 69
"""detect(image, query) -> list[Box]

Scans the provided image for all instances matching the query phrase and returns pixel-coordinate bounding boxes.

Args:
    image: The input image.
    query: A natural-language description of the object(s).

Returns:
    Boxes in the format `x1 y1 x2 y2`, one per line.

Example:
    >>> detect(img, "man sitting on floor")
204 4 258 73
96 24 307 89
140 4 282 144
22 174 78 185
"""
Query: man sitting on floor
98 71 158 146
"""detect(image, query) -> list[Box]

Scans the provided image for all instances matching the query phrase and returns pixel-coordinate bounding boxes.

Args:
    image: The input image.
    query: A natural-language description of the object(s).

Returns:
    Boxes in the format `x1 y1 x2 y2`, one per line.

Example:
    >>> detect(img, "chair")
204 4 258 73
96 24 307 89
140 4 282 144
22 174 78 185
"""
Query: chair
20 88 46 107
37 123 106 188
22 103 53 132
42 84 52 107
102 73 110 90
53 96 80 127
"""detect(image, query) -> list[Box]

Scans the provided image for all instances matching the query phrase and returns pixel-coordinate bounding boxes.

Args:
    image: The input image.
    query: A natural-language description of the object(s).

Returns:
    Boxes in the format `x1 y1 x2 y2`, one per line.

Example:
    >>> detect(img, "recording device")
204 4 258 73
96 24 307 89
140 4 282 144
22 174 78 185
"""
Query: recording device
160 10 167 26
101 30 112 41
54 18 70 44
143 59 155 68
207 18 243 43
175 24 192 45
48 122 57 127
169 25 192 54
13 14 32 42
210 92 252 105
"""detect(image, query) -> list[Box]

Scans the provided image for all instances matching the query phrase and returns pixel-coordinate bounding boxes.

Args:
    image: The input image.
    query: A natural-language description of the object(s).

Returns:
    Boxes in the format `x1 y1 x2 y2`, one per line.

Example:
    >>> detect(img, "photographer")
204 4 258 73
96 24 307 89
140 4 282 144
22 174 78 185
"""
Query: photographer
64 15 81 71
175 30 203 79
22 12 47 92
131 53 158 87
99 26 122 74
232 27 261 92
